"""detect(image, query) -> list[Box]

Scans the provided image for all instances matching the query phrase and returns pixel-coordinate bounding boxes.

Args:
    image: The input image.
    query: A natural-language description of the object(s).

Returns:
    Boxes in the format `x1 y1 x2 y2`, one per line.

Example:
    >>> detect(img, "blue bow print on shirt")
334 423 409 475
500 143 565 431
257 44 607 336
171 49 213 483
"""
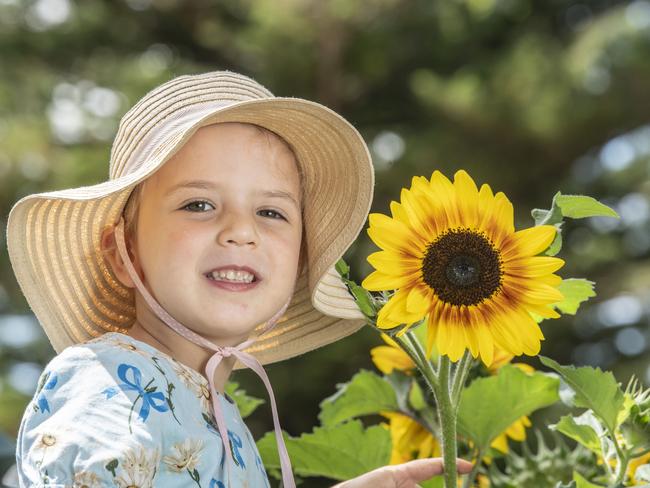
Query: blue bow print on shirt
209 480 225 488
36 372 58 414
228 431 246 468
102 363 169 422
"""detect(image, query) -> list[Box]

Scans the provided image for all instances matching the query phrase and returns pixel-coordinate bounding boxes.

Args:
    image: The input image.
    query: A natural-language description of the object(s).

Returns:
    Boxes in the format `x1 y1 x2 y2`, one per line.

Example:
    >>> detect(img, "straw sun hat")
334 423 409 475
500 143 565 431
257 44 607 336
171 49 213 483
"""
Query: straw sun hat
7 70 375 366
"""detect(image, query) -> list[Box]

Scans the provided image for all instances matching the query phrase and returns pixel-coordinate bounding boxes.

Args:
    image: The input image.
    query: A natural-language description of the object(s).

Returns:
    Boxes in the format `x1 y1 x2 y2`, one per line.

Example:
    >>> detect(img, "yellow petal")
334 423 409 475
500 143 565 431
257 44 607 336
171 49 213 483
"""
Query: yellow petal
462 322 480 358
537 273 563 287
476 324 495 366
390 200 409 224
501 225 557 259
488 192 515 246
503 256 565 277
367 250 423 274
368 213 424 255
503 278 564 305
429 171 460 228
371 345 415 374
400 188 432 242
505 416 529 441
368 227 423 256
526 303 561 319
490 433 509 453
454 170 479 228
377 288 423 329
406 285 431 314
362 270 414 291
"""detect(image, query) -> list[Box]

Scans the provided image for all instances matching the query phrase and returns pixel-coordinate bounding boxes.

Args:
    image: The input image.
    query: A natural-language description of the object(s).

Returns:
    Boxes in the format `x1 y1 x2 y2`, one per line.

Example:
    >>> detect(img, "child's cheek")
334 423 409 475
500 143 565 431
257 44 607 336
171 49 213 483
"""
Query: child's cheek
166 227 204 262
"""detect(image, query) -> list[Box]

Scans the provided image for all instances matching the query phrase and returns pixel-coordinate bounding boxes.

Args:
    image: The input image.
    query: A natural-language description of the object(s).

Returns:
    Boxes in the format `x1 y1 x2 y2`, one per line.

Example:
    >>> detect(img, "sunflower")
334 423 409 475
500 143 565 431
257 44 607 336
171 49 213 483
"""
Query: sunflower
362 170 565 366
381 412 440 464
370 333 416 374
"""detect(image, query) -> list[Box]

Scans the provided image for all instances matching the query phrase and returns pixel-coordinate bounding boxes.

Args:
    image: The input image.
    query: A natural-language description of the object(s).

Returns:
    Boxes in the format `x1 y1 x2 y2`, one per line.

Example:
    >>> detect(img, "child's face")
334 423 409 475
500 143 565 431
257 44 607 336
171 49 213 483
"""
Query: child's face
131 122 303 345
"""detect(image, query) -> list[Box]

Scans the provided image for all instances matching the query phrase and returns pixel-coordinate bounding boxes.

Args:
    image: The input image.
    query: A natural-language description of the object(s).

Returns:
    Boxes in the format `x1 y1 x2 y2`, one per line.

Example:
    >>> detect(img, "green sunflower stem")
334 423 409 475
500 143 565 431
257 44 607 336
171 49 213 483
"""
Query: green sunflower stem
396 331 439 397
435 356 459 488
451 351 474 408
393 333 425 377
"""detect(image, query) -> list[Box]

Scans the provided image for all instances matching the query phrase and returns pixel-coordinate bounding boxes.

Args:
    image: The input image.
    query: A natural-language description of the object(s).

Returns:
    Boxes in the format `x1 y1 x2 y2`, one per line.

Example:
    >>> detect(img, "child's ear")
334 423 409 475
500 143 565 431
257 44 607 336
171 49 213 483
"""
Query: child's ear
100 224 143 288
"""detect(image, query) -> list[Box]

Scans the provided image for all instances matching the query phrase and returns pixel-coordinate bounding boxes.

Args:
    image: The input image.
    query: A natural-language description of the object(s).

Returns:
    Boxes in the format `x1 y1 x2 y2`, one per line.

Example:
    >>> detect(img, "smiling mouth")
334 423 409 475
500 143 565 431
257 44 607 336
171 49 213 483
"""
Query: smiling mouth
206 270 258 284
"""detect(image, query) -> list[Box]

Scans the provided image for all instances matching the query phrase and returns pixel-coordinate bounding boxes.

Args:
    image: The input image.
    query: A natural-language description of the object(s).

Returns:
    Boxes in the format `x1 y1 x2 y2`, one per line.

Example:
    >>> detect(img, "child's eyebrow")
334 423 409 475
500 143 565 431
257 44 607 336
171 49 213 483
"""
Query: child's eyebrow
166 180 300 210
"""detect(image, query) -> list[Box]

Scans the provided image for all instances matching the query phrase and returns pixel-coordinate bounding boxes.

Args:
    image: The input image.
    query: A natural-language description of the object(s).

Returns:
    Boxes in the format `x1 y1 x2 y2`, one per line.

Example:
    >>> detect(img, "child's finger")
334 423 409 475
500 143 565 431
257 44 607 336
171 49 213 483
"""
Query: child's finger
394 457 474 481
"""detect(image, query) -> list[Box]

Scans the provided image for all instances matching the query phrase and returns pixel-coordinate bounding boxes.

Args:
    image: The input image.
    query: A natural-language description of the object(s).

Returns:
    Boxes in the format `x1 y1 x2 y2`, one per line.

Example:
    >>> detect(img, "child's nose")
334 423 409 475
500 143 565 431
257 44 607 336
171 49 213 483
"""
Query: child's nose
216 212 258 247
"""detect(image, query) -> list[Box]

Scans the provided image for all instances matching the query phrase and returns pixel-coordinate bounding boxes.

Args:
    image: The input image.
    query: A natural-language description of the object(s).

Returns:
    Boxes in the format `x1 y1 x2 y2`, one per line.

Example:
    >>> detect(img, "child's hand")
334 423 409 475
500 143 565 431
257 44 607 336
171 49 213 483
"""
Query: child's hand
331 458 473 488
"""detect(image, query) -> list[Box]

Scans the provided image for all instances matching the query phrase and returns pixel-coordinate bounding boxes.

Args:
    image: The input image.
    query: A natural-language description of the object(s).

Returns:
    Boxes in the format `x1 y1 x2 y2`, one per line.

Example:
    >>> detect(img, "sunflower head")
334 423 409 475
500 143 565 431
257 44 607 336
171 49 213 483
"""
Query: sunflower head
381 412 440 464
362 170 565 367
370 333 416 375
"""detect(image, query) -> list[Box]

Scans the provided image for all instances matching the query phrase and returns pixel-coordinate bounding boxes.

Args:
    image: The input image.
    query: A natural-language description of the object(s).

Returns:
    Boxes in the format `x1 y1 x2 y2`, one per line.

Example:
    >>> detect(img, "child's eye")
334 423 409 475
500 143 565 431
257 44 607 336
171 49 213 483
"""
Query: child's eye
258 209 286 220
182 200 215 212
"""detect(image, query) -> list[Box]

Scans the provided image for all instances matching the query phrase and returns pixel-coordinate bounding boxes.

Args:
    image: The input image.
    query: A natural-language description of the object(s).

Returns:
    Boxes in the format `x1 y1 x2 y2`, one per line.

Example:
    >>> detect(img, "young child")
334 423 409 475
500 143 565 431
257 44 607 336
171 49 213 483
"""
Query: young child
7 71 471 487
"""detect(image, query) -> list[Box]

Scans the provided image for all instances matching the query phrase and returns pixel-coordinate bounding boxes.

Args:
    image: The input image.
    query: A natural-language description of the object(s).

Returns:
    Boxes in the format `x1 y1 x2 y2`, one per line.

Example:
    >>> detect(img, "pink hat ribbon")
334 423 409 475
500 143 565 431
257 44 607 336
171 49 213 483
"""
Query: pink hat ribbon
114 218 296 488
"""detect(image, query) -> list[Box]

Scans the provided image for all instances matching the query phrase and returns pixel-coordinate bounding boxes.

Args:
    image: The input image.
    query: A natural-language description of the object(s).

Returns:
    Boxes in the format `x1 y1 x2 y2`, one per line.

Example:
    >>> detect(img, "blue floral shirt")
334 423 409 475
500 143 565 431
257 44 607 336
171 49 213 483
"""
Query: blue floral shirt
15 331 270 488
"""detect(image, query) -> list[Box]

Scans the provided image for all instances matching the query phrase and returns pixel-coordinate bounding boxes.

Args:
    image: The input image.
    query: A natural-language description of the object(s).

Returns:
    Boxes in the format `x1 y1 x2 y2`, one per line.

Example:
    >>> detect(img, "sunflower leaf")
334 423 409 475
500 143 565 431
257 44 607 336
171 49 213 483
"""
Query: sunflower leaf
319 370 399 426
573 470 607 488
257 420 391 481
350 283 377 317
224 381 264 419
539 357 626 434
555 194 619 220
550 411 606 456
545 227 563 256
419 476 445 488
457 365 560 451
532 195 564 226
553 279 597 315
335 258 350 278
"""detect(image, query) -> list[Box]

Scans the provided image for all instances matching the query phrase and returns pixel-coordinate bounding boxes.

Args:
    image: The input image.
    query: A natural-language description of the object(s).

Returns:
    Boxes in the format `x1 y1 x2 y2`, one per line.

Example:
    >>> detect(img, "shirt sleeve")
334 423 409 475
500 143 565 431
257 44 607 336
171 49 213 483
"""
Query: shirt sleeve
15 344 166 488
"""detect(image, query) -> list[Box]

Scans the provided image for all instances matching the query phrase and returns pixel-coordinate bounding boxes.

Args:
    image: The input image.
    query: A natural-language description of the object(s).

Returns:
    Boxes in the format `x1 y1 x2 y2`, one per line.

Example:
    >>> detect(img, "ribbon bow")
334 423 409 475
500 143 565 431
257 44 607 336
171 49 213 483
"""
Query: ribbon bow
114 218 295 488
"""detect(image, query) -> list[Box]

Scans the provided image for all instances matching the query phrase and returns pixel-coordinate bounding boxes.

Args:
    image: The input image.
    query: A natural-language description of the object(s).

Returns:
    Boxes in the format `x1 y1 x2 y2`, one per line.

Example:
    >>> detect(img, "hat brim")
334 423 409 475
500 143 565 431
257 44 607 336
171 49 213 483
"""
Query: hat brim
7 97 374 367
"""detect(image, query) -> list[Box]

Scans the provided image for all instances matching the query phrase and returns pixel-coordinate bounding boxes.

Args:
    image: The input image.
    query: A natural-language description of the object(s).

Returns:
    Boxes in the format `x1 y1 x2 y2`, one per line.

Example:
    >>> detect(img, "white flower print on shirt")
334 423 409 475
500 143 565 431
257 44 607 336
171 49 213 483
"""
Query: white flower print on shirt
111 445 160 488
170 358 212 413
163 438 205 486
73 470 102 488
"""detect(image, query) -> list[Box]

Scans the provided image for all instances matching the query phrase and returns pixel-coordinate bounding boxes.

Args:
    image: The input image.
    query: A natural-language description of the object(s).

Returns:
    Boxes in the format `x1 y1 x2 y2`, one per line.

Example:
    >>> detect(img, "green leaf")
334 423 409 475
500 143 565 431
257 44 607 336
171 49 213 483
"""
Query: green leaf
532 193 618 257
532 193 564 225
419 476 444 488
544 227 563 256
551 411 605 455
350 283 376 317
319 370 399 426
555 194 619 220
409 380 426 411
553 279 596 315
540 357 626 434
257 420 391 481
573 470 606 488
335 258 350 278
224 381 264 419
457 365 560 451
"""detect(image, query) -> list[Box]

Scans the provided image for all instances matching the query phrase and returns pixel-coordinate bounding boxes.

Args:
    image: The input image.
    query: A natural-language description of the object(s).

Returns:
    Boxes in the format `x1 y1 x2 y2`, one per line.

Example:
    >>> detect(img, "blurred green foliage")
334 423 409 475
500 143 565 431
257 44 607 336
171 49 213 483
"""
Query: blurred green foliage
1 0 650 484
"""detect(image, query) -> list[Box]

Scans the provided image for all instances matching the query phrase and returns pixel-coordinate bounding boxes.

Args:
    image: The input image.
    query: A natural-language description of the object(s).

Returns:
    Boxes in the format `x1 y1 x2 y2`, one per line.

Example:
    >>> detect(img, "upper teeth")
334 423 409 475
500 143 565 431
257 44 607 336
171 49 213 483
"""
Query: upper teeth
210 269 255 283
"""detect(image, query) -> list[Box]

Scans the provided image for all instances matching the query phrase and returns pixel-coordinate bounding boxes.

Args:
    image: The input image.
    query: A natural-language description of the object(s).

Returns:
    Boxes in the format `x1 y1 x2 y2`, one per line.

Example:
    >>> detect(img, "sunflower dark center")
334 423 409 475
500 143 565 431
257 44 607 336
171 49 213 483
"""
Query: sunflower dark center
422 228 503 306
